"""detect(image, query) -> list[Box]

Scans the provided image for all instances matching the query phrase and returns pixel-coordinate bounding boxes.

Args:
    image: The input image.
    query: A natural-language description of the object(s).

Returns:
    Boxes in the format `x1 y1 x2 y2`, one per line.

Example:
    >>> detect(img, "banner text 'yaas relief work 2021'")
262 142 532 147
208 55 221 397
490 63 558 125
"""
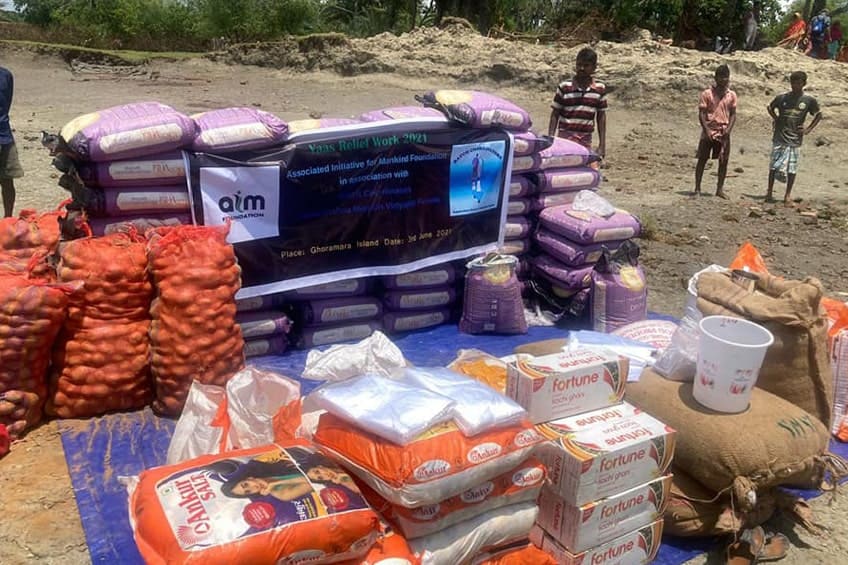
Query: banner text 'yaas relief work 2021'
186 119 513 298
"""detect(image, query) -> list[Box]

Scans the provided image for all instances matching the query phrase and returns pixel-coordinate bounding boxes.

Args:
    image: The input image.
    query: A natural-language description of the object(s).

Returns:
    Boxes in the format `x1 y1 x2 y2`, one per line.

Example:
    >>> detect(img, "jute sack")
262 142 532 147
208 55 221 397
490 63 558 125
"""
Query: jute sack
696 271 832 428
627 369 838 511
664 467 777 537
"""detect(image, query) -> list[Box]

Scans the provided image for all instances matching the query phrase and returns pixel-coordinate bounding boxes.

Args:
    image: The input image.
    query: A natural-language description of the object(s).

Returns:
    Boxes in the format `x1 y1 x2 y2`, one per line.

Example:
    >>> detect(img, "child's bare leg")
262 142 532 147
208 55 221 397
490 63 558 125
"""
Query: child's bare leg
716 157 729 198
694 143 708 195
1 179 14 218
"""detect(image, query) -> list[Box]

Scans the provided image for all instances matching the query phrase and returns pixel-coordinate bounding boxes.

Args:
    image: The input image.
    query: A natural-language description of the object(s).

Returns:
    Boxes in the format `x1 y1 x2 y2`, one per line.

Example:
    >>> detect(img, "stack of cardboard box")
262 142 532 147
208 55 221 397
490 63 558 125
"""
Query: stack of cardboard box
507 348 676 564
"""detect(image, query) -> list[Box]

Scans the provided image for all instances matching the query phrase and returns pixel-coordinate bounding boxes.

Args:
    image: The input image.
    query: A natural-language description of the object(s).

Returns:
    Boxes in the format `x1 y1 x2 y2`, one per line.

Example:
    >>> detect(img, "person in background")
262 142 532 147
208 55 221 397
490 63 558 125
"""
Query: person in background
809 9 831 59
777 12 807 50
694 65 737 199
829 21 843 60
766 71 822 206
548 47 607 160
744 6 759 50
0 66 23 218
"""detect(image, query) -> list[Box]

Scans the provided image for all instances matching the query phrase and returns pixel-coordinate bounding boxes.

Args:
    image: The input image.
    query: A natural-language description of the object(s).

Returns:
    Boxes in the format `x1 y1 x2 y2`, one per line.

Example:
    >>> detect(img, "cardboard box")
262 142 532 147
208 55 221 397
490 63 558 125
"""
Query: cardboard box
530 519 664 565
536 409 675 506
507 349 628 424
537 475 672 553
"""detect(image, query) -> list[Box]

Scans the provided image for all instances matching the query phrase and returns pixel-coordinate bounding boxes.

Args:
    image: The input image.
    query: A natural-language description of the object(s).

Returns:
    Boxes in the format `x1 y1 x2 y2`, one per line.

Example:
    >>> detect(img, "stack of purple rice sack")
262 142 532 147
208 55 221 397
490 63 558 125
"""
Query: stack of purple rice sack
380 263 461 334
285 279 384 350
45 103 290 235
234 293 291 358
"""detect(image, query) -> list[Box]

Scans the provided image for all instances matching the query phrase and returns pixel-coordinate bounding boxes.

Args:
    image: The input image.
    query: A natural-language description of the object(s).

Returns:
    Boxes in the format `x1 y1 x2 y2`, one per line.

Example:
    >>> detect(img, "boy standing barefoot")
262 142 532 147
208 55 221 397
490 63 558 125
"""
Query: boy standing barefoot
548 47 607 160
766 71 822 206
694 64 736 198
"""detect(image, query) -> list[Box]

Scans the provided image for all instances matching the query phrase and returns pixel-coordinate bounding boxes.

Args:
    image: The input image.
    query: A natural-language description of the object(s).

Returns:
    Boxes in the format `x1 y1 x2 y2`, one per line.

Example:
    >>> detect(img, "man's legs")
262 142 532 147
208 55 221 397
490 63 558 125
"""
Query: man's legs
766 144 785 202
766 170 776 201
1 179 14 217
784 174 797 206
716 137 730 199
694 138 710 195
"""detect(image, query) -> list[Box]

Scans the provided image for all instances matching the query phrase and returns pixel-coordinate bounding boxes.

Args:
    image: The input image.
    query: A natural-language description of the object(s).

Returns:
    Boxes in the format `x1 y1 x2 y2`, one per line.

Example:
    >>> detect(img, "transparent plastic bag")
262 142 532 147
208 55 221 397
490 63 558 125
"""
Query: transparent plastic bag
653 265 727 381
309 373 456 445
447 349 510 393
572 190 616 218
302 330 407 382
395 367 527 436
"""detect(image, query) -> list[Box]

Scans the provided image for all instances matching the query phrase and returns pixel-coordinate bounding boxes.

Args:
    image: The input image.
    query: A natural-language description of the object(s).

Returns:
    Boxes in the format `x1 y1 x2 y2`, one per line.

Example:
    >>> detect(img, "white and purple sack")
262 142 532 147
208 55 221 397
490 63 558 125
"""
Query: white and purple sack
191 107 288 152
534 228 618 267
539 204 641 244
75 151 186 188
383 287 456 311
59 102 197 162
459 255 527 335
297 320 382 349
535 167 601 193
236 310 293 339
531 254 594 291
532 191 586 210
509 175 536 198
358 106 446 122
416 90 532 130
591 241 648 333
504 216 531 239
500 238 530 256
236 293 286 312
285 279 369 300
382 264 456 290
507 198 532 216
300 296 383 326
244 335 288 358
287 118 360 134
86 212 191 236
83 185 190 217
512 153 541 174
383 309 452 333
538 137 591 169
512 131 553 157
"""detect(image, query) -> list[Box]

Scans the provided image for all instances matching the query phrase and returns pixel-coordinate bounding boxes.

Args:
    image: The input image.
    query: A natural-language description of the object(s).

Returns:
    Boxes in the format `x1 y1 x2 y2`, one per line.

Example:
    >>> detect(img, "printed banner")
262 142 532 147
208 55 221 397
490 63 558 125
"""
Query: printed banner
186 119 512 298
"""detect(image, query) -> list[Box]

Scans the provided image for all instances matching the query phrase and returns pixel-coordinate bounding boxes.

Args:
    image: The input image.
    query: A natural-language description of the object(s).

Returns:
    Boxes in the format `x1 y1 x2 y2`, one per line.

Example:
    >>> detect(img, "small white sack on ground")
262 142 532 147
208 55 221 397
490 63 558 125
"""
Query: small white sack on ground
302 330 407 381
226 366 300 450
166 381 227 465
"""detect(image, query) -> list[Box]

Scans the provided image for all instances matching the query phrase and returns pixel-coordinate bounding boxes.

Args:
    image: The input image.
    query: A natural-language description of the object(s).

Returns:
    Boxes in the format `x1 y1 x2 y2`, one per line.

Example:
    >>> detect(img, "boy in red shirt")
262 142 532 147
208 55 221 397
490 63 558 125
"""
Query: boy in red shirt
694 64 737 199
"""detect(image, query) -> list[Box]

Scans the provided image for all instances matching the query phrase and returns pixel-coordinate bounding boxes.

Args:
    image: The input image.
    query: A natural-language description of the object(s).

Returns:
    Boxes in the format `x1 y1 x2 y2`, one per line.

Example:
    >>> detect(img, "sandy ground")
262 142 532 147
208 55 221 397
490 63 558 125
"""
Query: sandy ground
1 27 848 564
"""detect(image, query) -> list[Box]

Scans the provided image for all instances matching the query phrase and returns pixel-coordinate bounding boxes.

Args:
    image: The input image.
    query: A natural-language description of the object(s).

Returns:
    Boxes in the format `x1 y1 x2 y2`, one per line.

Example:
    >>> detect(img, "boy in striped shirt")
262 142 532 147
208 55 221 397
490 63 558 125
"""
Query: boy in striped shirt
548 47 608 159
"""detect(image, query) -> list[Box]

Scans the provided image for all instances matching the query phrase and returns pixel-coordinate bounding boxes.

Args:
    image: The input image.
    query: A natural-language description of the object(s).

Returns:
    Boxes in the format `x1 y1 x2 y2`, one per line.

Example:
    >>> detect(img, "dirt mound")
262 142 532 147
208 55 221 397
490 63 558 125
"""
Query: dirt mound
220 25 848 113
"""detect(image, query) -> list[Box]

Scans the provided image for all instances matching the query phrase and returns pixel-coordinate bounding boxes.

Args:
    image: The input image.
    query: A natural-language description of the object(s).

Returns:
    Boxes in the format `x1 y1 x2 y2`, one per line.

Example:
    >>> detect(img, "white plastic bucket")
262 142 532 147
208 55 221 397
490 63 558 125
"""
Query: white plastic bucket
694 315 774 413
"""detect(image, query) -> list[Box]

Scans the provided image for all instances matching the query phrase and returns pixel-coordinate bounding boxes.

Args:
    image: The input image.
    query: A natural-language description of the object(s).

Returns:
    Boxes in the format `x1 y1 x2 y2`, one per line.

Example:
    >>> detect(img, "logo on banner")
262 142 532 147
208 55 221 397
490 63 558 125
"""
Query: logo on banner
448 141 506 217
199 165 280 243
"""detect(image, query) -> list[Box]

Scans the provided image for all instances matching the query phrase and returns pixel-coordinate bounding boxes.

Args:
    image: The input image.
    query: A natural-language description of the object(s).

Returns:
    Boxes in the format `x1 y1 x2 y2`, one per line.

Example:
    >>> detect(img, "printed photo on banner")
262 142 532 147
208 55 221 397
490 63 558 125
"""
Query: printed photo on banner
448 140 507 217
199 165 281 244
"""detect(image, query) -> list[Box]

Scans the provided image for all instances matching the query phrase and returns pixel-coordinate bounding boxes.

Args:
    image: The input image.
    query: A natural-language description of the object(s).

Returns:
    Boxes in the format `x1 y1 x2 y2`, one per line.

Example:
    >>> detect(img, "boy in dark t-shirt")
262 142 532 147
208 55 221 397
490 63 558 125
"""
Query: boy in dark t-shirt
766 71 822 206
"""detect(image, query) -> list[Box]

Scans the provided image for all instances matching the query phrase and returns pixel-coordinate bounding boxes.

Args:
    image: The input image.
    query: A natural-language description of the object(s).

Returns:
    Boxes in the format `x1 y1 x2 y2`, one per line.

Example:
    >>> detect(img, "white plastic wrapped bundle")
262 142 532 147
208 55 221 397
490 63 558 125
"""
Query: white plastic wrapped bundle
309 373 455 445
394 367 527 436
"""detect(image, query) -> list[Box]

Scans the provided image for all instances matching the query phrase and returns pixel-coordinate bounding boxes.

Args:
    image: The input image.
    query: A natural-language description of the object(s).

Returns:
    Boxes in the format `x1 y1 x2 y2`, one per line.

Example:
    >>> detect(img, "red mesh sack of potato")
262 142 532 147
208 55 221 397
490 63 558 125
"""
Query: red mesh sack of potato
147 224 245 417
0 275 77 436
47 231 154 417
313 415 544 508
0 208 62 280
128 441 381 565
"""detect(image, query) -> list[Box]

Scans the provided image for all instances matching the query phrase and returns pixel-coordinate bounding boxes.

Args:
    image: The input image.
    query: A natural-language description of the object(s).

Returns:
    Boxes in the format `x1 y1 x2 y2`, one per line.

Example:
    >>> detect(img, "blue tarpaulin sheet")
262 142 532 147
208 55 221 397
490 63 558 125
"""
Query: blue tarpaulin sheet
57 318 846 564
